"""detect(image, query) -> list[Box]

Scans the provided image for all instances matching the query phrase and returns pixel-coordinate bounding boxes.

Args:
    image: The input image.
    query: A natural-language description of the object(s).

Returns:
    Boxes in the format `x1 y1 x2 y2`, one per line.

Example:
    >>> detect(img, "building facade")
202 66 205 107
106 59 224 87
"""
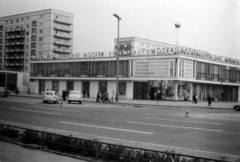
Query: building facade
30 37 240 102
0 9 74 73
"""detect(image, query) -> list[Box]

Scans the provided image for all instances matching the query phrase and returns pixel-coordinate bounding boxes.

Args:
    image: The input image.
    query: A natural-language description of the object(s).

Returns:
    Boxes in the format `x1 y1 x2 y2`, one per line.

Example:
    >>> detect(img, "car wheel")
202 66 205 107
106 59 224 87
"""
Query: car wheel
235 106 240 111
68 101 71 103
79 101 82 104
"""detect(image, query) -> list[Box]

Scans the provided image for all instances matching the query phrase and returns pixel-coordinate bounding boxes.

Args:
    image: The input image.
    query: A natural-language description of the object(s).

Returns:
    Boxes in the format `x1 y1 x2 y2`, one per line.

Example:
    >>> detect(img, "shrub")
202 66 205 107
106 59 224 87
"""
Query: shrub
20 130 39 144
1 127 19 139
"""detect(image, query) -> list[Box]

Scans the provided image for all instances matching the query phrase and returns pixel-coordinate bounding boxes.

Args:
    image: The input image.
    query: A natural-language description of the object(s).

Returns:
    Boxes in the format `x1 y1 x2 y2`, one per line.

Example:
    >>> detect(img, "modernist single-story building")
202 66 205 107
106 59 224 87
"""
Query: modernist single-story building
30 37 240 102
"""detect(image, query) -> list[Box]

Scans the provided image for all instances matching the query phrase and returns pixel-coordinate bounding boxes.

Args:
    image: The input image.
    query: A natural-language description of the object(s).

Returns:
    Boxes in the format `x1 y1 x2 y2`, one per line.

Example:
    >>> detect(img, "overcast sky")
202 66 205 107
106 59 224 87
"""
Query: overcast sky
0 0 239 58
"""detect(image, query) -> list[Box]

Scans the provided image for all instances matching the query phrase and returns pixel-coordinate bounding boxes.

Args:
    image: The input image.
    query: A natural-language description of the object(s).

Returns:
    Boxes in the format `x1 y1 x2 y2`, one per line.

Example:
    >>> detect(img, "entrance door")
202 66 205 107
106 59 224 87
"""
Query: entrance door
82 82 90 97
99 82 107 93
133 82 148 99
39 80 45 94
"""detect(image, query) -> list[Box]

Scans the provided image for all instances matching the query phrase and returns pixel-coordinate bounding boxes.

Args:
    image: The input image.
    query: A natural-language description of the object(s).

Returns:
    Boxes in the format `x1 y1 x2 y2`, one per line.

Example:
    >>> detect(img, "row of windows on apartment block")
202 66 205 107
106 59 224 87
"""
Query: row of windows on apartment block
3 28 70 37
0 14 71 28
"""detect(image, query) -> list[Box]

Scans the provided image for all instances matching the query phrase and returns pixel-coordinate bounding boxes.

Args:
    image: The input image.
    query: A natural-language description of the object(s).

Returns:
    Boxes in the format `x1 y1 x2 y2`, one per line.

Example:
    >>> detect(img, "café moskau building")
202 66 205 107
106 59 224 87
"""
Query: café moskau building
30 37 240 102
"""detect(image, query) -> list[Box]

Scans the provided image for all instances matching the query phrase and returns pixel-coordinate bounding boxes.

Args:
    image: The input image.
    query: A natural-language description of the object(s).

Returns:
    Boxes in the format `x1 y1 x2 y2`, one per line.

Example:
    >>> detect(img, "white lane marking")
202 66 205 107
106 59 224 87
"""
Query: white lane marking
10 108 60 115
126 121 223 132
60 121 153 135
33 106 81 113
140 117 222 125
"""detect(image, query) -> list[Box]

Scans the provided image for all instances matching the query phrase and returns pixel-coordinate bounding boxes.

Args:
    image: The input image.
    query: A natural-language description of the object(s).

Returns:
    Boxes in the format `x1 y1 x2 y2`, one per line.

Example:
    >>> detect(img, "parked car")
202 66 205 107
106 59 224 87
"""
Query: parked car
68 91 82 104
0 87 10 97
233 103 240 111
43 90 59 103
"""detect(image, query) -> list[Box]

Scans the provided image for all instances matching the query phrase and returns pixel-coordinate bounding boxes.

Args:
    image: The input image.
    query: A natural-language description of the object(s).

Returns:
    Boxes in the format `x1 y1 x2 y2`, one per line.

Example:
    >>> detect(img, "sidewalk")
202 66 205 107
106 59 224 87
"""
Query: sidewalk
10 92 236 109
0 140 88 162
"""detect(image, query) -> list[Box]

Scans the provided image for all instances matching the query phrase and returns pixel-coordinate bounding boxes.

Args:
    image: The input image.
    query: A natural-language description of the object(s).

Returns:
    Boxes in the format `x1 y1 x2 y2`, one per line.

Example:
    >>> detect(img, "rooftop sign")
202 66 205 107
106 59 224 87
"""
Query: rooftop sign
31 46 240 65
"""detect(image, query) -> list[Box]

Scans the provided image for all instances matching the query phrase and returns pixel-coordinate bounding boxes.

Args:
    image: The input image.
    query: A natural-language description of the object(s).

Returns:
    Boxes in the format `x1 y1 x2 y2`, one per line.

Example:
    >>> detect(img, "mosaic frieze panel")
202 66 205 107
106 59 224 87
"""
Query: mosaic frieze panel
147 80 191 101
133 59 175 78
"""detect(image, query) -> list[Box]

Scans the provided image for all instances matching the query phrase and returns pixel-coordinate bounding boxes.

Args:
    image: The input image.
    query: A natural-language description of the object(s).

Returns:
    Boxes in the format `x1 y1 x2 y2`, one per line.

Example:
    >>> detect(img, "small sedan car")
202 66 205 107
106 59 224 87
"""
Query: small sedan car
233 104 240 111
68 91 82 104
43 90 59 103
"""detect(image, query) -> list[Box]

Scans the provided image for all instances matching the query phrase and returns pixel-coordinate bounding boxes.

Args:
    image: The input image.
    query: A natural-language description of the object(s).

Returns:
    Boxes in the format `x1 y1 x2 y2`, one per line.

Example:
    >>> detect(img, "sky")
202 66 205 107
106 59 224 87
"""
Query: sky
0 0 239 59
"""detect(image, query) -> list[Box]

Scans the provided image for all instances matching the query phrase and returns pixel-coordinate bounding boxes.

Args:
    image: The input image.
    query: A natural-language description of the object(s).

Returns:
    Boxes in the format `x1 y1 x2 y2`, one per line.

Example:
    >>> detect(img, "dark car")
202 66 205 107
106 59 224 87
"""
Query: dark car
233 104 240 111
0 87 10 97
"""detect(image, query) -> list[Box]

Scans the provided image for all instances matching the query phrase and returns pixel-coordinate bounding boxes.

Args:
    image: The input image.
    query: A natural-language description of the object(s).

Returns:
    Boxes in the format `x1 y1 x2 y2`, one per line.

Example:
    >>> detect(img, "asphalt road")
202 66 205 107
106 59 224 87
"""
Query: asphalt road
1 96 240 158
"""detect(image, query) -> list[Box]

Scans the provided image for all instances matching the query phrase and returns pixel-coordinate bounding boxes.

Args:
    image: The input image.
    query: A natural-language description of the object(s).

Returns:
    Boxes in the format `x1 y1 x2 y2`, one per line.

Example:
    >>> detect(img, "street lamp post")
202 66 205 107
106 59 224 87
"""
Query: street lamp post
113 14 121 102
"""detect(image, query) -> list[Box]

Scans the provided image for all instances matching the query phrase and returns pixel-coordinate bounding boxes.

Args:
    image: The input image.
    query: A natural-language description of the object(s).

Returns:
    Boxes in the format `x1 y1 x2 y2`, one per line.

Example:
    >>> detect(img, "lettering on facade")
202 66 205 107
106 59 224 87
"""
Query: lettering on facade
31 45 240 65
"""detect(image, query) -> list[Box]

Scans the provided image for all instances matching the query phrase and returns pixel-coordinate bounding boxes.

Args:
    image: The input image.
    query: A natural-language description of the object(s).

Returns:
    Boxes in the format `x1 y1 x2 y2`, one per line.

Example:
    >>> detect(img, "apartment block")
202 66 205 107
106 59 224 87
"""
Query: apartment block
0 9 74 72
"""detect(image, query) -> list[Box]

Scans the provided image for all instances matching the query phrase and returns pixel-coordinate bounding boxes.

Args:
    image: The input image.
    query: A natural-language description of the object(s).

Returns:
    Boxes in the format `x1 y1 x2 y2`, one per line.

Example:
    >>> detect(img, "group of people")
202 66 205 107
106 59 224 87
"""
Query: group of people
193 94 217 106
96 92 111 103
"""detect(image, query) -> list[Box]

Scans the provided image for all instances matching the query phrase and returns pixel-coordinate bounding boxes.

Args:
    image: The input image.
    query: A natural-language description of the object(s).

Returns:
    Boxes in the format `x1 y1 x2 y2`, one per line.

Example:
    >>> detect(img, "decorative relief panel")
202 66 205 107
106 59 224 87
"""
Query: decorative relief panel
133 59 174 78
184 60 193 78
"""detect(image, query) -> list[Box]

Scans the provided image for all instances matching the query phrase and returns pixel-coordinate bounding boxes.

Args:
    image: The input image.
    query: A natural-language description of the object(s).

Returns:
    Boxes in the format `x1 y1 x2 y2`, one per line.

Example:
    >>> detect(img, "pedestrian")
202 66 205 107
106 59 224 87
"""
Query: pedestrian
192 95 195 104
195 94 198 104
102 93 106 103
208 95 212 106
62 90 66 101
96 92 101 103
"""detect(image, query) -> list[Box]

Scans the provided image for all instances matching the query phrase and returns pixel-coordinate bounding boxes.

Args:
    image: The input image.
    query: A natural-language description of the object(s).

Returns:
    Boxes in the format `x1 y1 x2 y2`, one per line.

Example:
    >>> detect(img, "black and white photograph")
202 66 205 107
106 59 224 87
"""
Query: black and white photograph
0 0 240 161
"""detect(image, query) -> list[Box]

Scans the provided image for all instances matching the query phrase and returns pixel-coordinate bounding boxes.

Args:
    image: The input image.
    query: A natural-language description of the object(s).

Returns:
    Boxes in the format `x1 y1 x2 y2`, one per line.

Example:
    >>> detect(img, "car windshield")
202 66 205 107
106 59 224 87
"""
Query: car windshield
70 92 80 95
46 92 54 95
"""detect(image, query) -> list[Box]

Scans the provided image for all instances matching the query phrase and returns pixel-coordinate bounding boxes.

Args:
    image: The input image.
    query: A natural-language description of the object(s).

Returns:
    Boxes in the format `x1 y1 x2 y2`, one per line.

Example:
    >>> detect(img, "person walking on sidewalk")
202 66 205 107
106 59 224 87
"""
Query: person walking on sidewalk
195 94 198 104
192 95 195 104
208 95 212 106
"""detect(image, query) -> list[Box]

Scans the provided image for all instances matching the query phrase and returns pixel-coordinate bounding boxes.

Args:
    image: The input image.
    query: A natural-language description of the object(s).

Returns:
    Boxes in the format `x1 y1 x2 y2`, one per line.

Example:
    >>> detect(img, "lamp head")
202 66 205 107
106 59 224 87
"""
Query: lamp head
113 14 121 20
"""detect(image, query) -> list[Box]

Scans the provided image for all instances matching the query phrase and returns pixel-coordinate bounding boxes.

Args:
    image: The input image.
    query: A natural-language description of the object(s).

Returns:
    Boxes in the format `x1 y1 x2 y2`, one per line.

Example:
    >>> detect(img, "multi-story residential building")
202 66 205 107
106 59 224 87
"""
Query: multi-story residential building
0 9 74 73
30 37 240 102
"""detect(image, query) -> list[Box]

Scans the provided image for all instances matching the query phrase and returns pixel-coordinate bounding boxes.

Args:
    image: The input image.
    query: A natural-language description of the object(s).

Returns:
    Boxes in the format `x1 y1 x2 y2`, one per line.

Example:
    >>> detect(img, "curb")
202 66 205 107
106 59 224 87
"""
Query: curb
9 94 232 109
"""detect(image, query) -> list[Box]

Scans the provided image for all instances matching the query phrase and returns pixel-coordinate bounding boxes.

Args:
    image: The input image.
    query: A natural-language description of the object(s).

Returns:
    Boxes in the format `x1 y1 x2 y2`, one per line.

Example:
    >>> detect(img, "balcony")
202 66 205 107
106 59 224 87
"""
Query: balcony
54 25 71 32
53 41 71 47
54 33 71 39
53 48 72 54
54 18 72 25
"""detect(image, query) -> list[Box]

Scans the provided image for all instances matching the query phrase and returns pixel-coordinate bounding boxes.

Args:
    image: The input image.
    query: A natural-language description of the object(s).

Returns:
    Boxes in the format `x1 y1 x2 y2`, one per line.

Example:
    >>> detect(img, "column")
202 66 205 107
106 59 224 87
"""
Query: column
176 58 179 77
174 81 178 101
190 83 193 102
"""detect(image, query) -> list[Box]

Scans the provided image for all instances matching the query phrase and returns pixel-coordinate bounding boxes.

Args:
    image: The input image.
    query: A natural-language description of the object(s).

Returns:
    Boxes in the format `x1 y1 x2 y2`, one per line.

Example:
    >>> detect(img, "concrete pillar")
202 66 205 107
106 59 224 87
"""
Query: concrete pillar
90 81 98 98
45 80 52 91
176 58 179 77
34 80 39 94
194 61 197 79
126 81 134 99
174 81 178 101
74 81 82 92
59 81 66 96
107 81 116 99
190 83 193 101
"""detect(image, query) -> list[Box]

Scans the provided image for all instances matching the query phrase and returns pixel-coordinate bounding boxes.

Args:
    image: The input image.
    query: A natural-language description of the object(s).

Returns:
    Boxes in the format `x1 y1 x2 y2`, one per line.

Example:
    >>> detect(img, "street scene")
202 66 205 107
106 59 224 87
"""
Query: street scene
0 0 240 161
0 94 240 161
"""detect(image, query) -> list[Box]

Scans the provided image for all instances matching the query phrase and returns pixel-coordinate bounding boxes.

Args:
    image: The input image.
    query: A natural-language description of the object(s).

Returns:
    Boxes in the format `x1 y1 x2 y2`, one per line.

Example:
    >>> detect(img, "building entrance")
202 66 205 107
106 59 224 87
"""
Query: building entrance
133 82 148 99
82 82 90 97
